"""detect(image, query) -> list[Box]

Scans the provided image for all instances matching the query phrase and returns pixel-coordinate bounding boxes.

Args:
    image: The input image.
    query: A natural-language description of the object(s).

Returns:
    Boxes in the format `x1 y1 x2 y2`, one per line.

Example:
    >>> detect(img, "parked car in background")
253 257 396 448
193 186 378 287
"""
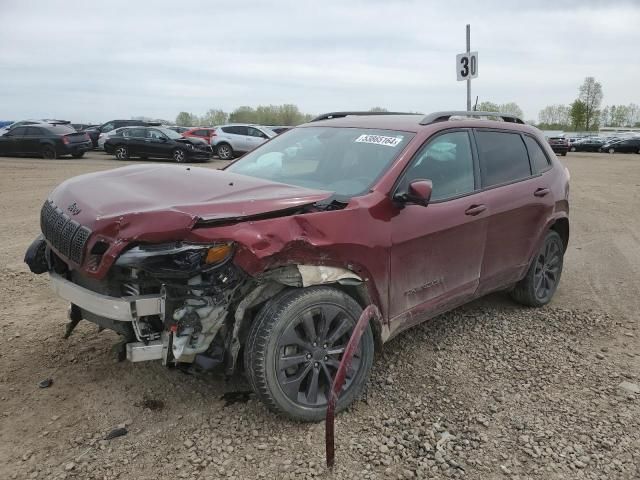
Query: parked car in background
167 126 191 134
84 120 161 148
210 124 277 159
98 126 134 150
25 110 569 421
268 126 292 135
601 138 640 154
0 124 91 159
72 123 97 132
547 136 568 156
104 126 212 162
570 138 605 152
182 127 217 143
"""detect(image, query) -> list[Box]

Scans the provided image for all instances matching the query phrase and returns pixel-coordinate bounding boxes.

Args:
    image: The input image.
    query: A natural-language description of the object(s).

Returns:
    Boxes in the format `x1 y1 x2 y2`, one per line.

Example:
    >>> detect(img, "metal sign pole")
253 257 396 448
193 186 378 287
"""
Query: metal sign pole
466 24 471 111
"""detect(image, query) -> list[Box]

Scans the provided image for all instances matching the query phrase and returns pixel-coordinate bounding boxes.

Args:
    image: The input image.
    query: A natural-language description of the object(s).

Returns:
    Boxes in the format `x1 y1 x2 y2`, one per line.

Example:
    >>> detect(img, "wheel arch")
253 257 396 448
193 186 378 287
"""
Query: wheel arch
227 264 384 375
550 217 569 252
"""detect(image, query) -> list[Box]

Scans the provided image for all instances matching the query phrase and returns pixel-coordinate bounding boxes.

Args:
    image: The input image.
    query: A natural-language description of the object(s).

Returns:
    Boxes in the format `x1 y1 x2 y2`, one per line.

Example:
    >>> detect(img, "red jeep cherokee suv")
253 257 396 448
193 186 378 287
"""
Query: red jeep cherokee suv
25 111 569 421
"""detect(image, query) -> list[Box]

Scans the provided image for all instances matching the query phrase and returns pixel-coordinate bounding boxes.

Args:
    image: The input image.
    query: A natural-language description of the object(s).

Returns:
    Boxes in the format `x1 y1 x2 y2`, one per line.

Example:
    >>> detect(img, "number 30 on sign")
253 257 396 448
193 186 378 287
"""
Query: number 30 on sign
456 52 478 81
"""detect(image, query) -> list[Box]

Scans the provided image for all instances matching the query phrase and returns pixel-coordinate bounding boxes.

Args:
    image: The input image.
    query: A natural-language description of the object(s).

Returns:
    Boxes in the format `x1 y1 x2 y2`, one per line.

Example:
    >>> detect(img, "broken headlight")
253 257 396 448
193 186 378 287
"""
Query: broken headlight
115 242 233 277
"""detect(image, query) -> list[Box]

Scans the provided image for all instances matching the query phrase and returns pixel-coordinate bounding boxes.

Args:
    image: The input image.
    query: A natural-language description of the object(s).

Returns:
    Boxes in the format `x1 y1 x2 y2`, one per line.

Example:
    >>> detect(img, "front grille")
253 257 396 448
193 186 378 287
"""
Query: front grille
40 200 91 264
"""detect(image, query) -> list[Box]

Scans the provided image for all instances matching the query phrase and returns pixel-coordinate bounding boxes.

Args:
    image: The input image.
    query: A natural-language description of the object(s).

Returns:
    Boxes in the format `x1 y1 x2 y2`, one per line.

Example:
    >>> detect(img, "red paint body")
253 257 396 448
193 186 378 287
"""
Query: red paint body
181 127 217 143
46 116 569 343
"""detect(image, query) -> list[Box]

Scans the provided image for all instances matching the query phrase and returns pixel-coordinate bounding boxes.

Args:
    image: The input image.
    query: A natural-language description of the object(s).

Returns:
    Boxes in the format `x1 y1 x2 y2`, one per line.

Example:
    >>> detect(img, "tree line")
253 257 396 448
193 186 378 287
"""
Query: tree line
538 77 640 131
174 104 316 127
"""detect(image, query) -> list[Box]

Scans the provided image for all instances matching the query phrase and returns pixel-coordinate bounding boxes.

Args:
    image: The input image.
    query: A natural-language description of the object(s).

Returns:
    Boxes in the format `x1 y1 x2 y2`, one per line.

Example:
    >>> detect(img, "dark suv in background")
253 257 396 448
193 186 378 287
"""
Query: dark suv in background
601 137 640 154
547 136 569 156
26 110 569 421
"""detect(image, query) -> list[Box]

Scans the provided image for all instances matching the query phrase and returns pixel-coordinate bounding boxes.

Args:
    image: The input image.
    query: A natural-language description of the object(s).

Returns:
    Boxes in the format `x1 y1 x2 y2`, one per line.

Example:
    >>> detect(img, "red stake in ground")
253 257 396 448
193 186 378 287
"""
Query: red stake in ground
325 304 380 469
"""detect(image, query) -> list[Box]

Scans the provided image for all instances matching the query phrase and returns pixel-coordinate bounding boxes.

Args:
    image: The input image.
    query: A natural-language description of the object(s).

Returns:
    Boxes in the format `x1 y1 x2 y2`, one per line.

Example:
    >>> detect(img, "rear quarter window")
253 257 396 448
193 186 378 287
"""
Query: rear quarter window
523 136 551 173
476 130 532 187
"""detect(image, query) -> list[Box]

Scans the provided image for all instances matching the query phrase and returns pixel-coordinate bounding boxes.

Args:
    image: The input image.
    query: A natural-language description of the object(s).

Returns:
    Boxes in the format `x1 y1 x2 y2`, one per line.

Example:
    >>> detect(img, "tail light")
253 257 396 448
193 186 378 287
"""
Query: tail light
62 135 70 145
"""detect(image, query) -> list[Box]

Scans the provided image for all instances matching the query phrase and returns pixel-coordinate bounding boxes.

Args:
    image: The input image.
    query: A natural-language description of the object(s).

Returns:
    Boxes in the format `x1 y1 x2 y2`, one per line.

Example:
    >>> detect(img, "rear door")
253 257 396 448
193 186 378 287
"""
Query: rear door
389 129 488 334
475 130 555 294
126 128 147 156
23 127 45 154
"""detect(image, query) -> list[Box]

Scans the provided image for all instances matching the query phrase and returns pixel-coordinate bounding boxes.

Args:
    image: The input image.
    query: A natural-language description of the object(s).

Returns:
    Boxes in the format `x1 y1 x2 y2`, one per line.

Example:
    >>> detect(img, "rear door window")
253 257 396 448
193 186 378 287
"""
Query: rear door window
475 130 532 187
10 127 28 135
25 127 44 135
128 128 146 138
523 136 551 173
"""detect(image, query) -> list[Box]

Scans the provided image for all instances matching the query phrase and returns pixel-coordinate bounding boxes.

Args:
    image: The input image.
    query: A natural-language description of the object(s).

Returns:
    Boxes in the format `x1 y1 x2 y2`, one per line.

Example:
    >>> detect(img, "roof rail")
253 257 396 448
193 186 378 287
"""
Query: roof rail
420 111 524 125
310 111 419 122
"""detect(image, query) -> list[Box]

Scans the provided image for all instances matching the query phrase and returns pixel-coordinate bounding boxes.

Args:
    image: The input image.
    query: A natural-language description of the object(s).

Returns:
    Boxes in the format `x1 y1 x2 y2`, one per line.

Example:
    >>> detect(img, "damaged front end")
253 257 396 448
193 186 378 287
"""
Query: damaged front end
25 232 366 374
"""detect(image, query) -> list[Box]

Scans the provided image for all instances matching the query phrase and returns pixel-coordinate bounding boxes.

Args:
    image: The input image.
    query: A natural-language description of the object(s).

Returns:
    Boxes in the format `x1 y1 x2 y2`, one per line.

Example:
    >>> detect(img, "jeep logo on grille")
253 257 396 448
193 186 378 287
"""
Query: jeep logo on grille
67 202 82 216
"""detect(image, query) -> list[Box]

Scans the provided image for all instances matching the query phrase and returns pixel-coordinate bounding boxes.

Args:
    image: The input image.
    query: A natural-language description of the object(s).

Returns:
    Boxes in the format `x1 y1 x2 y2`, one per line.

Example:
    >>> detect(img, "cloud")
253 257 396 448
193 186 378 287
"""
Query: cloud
0 0 638 123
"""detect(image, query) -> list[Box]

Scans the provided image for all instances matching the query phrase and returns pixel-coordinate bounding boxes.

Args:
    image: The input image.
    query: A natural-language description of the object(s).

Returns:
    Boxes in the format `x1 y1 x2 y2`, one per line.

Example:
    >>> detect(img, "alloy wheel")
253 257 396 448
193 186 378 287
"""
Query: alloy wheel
42 147 56 160
276 304 359 407
609 148 615 154
533 238 561 301
115 146 128 160
173 149 186 163
217 144 232 160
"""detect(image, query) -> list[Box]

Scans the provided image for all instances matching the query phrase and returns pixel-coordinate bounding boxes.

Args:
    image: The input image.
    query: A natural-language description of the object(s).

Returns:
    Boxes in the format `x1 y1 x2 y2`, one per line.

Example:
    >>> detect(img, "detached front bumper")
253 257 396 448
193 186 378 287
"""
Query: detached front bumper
49 273 165 362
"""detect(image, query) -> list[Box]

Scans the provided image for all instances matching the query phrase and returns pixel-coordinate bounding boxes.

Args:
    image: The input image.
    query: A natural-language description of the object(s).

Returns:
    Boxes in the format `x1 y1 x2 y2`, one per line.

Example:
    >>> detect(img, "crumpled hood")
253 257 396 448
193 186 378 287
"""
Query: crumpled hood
48 164 332 248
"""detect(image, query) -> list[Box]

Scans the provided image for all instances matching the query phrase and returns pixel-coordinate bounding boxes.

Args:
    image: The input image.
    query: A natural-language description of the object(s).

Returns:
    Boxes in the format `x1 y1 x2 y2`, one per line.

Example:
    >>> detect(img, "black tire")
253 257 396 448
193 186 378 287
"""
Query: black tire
608 148 615 154
245 286 374 422
71 152 85 158
216 143 233 160
173 149 186 163
114 145 128 160
561 151 567 156
511 230 564 307
570 146 576 152
42 145 57 160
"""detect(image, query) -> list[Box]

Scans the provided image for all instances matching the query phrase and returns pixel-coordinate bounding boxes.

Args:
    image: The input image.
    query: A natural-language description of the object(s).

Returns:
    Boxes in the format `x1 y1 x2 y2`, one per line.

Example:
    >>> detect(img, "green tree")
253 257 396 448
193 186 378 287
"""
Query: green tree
476 101 500 112
175 111 196 127
201 109 228 126
538 104 571 129
578 77 603 131
569 100 587 131
228 106 256 123
499 102 524 119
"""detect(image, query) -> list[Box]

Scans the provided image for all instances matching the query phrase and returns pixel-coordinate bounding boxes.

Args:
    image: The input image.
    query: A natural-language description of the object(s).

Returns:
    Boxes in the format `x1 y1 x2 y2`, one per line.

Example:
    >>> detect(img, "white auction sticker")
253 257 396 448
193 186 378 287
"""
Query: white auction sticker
355 134 403 147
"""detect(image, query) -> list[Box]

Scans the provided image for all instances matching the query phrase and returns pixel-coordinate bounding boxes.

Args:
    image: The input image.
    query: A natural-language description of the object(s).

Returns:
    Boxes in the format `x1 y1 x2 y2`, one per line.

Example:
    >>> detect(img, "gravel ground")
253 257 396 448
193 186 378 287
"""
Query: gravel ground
0 152 639 479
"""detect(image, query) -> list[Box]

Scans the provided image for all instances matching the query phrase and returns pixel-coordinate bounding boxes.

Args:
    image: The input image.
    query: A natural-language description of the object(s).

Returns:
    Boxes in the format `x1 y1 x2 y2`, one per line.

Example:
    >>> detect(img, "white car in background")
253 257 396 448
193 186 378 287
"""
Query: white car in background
210 124 276 159
98 126 134 150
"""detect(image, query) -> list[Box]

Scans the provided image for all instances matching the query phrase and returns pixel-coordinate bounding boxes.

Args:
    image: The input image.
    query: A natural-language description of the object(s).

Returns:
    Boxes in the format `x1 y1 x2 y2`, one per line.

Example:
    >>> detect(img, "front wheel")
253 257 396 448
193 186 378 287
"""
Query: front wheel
511 230 564 307
216 143 233 160
173 148 186 163
245 286 374 422
71 152 85 158
114 145 128 160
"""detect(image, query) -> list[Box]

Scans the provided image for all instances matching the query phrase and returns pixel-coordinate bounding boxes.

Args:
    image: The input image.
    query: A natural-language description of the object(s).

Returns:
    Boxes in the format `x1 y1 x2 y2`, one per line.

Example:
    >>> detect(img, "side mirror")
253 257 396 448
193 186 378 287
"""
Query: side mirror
395 179 432 206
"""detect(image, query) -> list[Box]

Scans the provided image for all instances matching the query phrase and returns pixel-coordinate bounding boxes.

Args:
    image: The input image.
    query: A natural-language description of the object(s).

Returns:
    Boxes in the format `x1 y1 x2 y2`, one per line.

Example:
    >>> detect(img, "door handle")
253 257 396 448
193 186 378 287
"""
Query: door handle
465 204 487 216
534 187 550 197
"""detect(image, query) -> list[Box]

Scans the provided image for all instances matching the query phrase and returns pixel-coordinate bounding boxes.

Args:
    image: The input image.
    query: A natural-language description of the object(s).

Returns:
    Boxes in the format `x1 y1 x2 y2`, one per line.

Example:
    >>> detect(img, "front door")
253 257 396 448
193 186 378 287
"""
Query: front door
145 128 173 158
389 129 488 336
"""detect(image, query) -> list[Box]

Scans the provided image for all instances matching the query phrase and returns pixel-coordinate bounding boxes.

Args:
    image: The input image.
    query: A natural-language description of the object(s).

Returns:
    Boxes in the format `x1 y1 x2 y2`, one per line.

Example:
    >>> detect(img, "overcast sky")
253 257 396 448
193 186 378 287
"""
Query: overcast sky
1 0 638 123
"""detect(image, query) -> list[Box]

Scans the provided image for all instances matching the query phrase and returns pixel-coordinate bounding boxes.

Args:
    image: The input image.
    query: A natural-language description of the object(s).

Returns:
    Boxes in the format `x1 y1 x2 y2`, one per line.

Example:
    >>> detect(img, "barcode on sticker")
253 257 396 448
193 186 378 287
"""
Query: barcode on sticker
355 134 403 147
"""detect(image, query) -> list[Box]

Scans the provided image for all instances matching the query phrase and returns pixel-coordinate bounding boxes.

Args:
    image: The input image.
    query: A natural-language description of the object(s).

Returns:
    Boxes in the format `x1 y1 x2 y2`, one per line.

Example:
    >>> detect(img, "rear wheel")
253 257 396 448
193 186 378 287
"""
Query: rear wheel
71 152 85 158
42 146 56 160
245 286 374 422
216 143 233 160
511 230 564 307
115 145 128 160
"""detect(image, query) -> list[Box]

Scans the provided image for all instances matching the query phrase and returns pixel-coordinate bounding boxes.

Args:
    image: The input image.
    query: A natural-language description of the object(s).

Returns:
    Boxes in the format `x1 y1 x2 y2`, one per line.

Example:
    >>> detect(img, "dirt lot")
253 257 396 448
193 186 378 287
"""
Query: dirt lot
0 151 639 480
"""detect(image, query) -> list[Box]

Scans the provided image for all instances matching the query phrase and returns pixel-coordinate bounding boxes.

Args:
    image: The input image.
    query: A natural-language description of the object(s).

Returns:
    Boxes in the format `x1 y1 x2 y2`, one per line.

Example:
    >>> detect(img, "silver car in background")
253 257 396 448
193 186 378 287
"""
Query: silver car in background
210 124 276 159
97 126 134 150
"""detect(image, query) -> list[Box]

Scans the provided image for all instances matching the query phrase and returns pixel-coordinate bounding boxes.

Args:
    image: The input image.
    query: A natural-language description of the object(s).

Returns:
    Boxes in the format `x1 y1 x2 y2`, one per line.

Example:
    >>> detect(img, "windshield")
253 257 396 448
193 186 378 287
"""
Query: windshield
157 127 182 139
226 126 414 196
